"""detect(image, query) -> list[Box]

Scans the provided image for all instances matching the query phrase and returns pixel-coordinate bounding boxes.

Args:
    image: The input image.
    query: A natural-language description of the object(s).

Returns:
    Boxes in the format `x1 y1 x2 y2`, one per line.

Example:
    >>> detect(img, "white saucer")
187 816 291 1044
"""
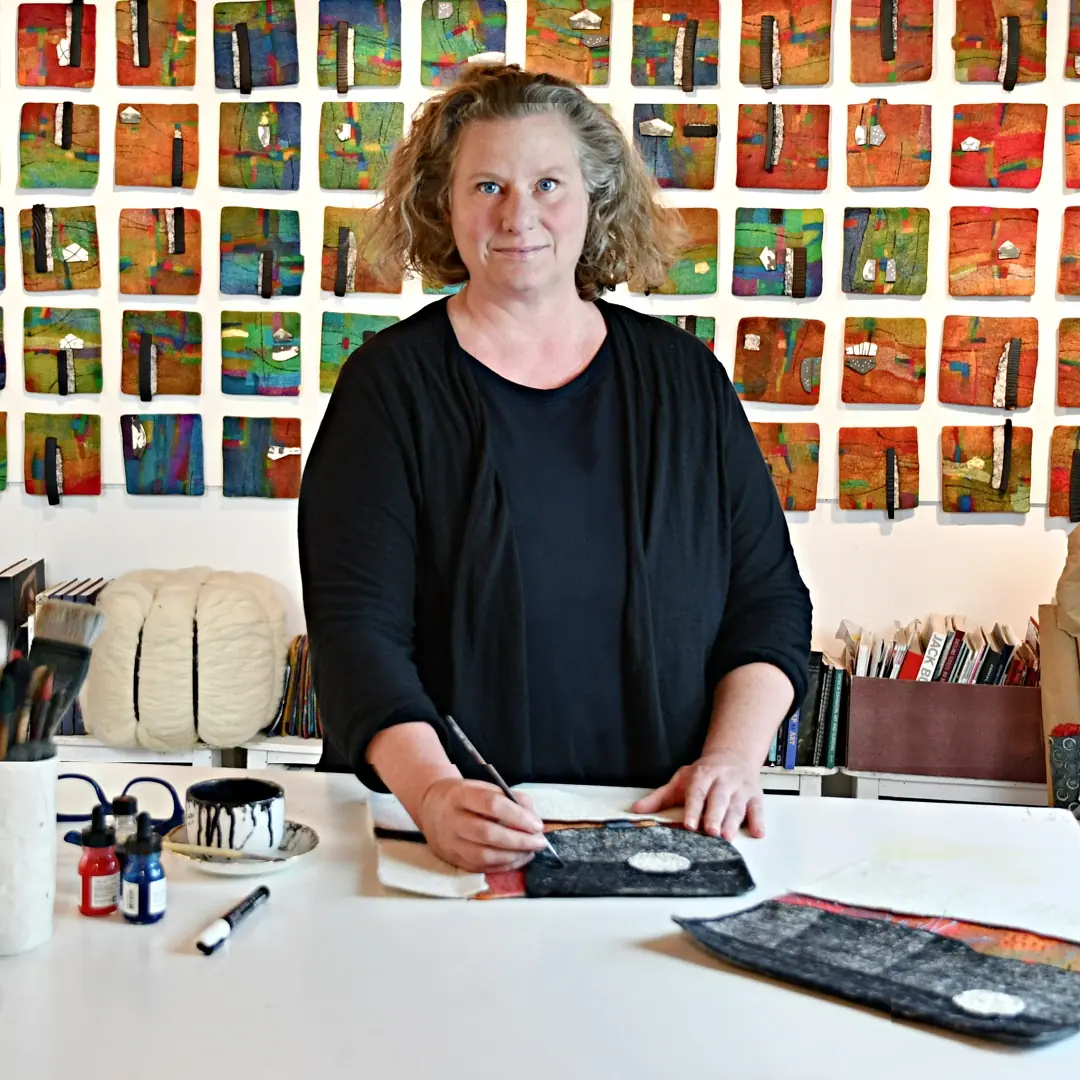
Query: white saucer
165 821 319 877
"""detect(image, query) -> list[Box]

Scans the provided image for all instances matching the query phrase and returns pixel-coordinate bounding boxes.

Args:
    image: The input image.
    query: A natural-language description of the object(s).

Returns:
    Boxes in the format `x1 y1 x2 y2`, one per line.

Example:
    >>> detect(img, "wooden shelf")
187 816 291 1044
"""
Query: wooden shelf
841 768 1048 807
52 735 222 767
242 734 323 769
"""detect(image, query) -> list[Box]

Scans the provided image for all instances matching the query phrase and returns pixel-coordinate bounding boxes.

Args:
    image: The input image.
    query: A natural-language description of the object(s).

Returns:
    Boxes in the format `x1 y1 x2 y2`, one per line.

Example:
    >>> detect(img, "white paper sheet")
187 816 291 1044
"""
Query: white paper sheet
375 838 487 899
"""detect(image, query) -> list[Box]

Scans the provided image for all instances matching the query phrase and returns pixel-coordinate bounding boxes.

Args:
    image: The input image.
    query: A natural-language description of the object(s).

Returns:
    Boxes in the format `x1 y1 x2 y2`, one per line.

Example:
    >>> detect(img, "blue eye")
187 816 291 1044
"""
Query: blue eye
477 181 500 195
537 178 558 192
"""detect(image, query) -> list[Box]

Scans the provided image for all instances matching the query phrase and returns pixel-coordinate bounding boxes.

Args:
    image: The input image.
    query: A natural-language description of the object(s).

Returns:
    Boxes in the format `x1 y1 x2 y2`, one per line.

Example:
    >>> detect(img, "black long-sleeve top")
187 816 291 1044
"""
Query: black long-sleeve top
298 297 813 792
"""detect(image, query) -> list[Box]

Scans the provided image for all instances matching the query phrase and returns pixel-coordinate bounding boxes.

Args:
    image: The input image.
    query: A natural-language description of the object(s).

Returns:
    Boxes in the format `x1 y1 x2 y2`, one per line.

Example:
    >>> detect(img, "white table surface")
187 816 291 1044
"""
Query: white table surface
4 764 1080 1080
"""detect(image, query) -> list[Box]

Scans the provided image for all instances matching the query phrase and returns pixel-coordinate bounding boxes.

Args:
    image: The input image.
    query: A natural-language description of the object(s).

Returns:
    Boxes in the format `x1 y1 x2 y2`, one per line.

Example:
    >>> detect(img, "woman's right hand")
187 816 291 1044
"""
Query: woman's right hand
418 777 548 873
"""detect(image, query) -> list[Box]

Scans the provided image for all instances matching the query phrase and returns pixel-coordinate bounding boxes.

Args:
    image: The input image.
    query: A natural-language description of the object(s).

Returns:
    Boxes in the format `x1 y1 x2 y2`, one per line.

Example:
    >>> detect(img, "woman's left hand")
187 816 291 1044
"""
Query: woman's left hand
630 750 765 840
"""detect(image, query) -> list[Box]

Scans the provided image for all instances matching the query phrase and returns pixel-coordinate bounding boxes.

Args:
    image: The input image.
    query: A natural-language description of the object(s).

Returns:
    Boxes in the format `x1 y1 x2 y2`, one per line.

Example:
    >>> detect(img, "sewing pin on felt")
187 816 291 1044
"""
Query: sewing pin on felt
443 714 563 866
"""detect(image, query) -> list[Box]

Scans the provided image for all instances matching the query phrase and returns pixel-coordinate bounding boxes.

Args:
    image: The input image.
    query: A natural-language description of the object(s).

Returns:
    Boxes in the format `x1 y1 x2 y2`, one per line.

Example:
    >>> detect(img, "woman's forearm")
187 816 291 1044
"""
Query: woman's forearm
702 662 796 764
366 722 461 826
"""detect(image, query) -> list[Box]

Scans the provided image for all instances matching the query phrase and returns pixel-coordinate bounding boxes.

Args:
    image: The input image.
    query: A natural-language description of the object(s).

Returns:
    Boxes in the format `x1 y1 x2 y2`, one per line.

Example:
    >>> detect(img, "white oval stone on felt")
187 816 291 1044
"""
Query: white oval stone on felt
627 851 692 874
952 989 1026 1017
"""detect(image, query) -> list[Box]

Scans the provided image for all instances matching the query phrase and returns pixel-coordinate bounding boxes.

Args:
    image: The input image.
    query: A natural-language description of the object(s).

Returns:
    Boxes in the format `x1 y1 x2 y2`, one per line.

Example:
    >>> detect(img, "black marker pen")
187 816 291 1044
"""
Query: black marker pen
196 885 270 955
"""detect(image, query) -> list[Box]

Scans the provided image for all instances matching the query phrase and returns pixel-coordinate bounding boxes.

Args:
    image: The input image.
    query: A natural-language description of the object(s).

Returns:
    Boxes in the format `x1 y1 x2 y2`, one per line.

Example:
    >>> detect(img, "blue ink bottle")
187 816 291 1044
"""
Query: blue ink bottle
120 812 166 925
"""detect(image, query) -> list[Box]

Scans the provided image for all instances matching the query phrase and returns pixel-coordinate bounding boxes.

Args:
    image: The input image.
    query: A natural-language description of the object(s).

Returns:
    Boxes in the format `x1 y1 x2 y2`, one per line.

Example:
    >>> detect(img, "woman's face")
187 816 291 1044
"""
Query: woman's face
448 113 590 301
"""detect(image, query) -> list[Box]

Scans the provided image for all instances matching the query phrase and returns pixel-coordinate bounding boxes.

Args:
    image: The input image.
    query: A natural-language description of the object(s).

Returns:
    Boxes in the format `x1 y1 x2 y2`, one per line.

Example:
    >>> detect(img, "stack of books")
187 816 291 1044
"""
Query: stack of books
266 634 321 739
765 651 846 770
0 558 46 656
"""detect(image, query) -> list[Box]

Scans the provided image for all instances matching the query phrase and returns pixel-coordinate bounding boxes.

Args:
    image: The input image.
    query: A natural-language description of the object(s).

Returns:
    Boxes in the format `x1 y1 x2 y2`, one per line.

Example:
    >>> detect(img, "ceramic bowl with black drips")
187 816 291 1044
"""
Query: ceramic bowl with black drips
184 777 286 858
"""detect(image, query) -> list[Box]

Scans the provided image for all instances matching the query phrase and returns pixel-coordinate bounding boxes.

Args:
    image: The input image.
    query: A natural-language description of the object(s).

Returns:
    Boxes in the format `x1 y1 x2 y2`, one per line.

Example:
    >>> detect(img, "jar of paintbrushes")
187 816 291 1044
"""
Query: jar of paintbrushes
0 600 105 956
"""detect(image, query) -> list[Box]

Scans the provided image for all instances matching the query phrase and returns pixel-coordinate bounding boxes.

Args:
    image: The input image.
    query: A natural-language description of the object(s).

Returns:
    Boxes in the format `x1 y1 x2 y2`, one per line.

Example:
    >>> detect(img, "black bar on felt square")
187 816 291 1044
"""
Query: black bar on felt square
362 330 377 344
70 0 84 68
681 123 718 138
32 204 49 274
759 16 775 89
880 0 896 61
769 207 784 225
45 437 60 506
335 226 350 297
684 315 697 335
1005 337 1021 411
999 419 1013 493
1003 15 1020 91
137 0 151 69
172 130 184 187
1070 450 1080 523
260 250 273 298
57 353 70 396
791 248 808 299
172 207 185 255
61 102 73 151
885 447 896 520
236 22 253 95
336 20 350 94
139 332 153 402
764 103 777 173
680 18 698 92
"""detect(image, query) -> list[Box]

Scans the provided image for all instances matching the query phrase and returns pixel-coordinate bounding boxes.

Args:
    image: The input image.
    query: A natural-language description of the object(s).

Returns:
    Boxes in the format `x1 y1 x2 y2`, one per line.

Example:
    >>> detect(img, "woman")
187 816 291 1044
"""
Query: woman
298 64 812 874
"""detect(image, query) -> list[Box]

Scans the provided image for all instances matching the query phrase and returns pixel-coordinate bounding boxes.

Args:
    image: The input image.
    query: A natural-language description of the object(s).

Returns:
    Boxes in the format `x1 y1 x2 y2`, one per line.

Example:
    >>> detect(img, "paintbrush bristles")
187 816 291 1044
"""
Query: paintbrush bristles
32 600 105 649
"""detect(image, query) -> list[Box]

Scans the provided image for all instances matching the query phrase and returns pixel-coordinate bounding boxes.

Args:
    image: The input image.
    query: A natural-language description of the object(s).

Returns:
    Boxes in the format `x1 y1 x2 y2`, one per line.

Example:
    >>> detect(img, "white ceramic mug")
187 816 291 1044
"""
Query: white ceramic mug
0 754 58 956
184 777 285 857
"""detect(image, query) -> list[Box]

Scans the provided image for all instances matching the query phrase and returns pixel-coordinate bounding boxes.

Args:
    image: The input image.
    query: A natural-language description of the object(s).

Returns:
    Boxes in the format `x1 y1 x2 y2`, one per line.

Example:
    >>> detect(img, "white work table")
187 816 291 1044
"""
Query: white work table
4 764 1080 1080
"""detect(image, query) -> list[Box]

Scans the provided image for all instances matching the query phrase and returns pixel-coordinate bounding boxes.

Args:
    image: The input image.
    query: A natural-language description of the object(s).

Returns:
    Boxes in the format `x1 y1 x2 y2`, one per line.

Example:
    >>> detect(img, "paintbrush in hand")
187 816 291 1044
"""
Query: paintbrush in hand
27 599 105 742
444 714 563 866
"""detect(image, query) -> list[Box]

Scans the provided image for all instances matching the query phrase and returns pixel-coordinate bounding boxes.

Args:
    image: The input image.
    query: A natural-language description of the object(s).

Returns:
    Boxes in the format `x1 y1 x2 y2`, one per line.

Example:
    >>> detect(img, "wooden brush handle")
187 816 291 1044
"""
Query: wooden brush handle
163 840 284 863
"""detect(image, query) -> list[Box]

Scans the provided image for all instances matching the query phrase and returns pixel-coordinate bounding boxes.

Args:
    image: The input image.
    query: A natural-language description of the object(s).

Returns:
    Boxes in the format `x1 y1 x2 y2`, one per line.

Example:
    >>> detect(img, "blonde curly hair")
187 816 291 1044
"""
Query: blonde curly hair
368 64 684 301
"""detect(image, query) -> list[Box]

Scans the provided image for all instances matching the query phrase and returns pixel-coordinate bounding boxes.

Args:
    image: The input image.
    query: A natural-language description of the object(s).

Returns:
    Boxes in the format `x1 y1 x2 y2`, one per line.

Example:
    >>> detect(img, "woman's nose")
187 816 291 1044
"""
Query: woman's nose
501 190 537 232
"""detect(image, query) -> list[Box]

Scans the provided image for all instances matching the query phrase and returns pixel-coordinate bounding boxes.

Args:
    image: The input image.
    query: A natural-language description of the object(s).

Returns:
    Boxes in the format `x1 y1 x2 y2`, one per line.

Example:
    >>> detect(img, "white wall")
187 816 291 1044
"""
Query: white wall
1 0 1075 642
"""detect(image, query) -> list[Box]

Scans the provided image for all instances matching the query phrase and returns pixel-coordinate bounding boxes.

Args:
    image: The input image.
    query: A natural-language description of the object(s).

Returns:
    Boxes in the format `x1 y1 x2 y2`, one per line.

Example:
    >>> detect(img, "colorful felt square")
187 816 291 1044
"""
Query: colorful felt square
1066 107 1080 189
939 315 1037 409
219 102 300 191
734 317 824 403
632 0 718 89
114 103 198 188
120 310 202 398
750 422 820 512
1070 0 1080 77
116 0 196 85
420 1 506 87
121 413 203 495
0 414 6 492
735 104 829 191
948 206 1037 296
1049 427 1080 519
19 205 100 291
319 102 404 190
658 314 716 352
842 318 927 405
941 423 1031 513
422 277 465 296
0 213 6 293
950 103 1046 189
850 0 933 83
219 207 303 297
18 3 96 87
213 1 298 90
846 100 931 188
322 207 400 295
221 310 300 396
526 1 610 85
952 0 1046 86
320 312 399 392
23 412 101 499
1059 319 1080 407
1060 207 1080 297
23 307 102 395
629 207 716 295
740 0 831 86
0 313 5 391
118 208 201 295
732 208 824 298
19 103 99 189
318 0 401 88
842 207 929 296
838 428 920 512
222 416 300 498
633 104 717 189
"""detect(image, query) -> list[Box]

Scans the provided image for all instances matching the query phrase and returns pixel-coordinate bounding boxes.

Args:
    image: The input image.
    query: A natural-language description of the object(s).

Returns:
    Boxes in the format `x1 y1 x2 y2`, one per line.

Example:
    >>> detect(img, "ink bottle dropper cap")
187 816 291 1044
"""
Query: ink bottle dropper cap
82 804 116 848
126 812 162 857
112 795 137 818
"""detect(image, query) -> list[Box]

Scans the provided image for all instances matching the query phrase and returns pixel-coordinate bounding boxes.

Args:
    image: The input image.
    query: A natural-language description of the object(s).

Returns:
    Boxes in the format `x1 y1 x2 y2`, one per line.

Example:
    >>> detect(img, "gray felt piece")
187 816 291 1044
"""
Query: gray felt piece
524 824 755 898
675 901 1080 1045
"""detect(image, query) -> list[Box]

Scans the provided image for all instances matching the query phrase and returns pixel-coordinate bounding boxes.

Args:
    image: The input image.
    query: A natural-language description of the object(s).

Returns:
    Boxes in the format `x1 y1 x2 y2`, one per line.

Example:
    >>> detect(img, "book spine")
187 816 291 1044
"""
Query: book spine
825 667 845 768
916 632 947 682
937 633 965 682
811 666 833 766
783 710 800 770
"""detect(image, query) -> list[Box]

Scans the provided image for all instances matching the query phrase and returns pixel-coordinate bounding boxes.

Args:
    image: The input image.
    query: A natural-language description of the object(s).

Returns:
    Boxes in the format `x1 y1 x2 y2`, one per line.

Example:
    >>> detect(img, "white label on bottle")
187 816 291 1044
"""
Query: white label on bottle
148 877 167 915
92 873 119 909
122 879 139 916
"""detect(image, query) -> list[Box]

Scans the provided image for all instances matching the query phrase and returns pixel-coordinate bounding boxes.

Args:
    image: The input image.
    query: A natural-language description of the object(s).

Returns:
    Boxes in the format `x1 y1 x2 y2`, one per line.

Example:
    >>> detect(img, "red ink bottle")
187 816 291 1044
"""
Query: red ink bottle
79 804 120 917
